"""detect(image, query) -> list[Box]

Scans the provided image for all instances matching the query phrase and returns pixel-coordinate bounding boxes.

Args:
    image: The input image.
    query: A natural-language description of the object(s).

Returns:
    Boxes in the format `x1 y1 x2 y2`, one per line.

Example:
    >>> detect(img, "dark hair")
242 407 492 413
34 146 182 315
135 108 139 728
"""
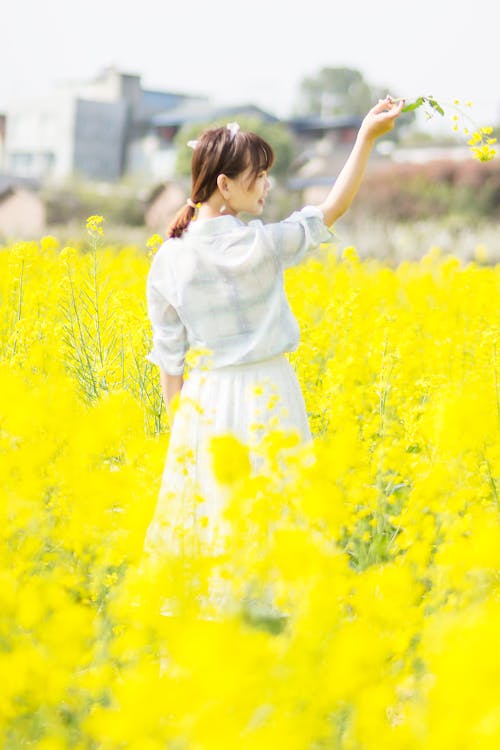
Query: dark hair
168 126 274 238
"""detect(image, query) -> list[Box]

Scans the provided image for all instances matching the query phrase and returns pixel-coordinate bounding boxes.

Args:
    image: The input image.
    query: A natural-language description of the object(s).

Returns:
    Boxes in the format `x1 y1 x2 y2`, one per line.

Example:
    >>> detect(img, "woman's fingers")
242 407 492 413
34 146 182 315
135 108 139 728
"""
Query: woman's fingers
360 96 406 139
371 96 405 118
386 98 405 119
371 96 393 114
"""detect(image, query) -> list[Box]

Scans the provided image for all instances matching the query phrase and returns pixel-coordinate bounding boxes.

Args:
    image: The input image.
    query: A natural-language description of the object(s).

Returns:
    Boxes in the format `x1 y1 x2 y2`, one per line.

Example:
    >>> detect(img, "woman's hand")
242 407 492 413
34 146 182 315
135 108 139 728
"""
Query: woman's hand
358 96 405 142
159 369 184 428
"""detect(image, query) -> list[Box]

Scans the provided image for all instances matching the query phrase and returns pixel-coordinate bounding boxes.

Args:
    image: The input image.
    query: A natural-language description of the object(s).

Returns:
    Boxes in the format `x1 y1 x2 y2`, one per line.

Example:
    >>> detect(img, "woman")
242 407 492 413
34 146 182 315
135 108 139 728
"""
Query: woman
143 97 404 616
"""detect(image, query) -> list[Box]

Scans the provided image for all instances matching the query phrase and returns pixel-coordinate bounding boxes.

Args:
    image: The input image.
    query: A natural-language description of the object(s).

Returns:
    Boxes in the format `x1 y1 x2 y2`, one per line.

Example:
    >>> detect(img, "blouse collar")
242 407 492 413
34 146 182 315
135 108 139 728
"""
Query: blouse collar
185 214 246 236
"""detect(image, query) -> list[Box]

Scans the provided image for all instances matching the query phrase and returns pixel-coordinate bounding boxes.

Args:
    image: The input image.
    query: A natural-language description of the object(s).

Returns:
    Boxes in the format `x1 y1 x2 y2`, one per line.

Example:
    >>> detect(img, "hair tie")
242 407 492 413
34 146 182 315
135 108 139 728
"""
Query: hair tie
187 198 201 209
226 122 240 140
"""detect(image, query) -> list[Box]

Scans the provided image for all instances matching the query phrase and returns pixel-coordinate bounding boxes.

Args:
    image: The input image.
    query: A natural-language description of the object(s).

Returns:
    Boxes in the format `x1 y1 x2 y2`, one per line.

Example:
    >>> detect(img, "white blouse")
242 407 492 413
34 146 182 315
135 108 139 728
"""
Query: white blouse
145 205 334 375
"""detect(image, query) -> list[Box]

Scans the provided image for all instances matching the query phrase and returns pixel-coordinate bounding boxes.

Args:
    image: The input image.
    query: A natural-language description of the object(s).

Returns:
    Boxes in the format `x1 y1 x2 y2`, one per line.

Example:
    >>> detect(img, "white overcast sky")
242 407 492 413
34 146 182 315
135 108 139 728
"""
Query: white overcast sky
2 0 499 128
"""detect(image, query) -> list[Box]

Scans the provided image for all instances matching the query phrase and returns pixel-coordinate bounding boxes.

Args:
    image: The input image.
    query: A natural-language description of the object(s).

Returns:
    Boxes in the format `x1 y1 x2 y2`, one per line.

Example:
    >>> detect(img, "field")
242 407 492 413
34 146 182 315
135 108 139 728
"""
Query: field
1 225 500 749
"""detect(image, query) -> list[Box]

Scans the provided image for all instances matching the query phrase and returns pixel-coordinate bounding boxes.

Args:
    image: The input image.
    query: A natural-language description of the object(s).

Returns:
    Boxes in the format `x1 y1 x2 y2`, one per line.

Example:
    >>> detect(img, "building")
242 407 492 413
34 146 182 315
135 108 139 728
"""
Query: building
4 67 206 184
144 181 186 233
131 101 279 182
3 68 368 195
0 114 6 170
0 175 45 238
283 114 362 203
284 114 380 204
286 114 362 176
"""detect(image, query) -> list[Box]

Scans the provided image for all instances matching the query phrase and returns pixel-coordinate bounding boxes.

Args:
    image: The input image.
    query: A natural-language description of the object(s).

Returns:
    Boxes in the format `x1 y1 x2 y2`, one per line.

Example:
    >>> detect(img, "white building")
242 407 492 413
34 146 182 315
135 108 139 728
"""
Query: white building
4 67 205 184
0 114 6 170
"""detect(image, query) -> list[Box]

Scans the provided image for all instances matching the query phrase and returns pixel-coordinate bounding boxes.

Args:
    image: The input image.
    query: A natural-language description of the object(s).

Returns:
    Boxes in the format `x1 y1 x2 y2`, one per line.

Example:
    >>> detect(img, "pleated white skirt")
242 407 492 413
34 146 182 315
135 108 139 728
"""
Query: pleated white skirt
142 353 311 616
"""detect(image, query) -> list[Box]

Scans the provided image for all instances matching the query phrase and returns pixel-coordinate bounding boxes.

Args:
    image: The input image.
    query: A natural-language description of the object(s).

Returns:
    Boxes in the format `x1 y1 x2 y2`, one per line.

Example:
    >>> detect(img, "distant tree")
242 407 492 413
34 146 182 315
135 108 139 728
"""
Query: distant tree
295 67 378 117
294 66 413 138
174 117 295 179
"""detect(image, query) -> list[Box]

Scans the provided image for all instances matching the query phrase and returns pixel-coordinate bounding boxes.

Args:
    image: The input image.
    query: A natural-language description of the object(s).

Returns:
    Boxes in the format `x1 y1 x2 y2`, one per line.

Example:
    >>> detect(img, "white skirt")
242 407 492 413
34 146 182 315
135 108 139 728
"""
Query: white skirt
142 353 311 615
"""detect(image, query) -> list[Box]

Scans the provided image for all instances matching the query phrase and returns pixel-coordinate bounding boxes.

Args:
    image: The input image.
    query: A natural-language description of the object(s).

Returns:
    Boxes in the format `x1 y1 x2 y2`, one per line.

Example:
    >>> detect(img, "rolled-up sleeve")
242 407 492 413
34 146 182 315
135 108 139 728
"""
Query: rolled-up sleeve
261 205 335 269
145 255 188 376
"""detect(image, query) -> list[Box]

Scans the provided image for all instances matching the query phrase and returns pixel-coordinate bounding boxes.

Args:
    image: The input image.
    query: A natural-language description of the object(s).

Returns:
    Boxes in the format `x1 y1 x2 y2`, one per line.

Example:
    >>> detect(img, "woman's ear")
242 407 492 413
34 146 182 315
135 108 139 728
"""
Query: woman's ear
216 173 230 197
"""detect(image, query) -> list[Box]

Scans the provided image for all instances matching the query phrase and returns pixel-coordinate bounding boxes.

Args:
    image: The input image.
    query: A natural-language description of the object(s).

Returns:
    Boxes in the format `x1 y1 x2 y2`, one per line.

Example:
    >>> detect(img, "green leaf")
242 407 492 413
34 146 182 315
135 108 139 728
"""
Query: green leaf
402 97 425 113
428 99 445 116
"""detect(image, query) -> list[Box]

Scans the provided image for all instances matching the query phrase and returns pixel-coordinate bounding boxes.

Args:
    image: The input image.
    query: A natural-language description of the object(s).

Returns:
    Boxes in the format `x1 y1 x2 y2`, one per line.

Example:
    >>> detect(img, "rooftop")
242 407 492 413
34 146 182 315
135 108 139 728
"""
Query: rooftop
152 101 279 127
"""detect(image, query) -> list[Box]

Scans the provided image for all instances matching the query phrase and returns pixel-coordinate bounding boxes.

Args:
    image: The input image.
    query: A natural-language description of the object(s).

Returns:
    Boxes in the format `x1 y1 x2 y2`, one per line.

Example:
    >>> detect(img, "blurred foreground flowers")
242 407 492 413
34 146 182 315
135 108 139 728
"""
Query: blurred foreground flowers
1 228 500 748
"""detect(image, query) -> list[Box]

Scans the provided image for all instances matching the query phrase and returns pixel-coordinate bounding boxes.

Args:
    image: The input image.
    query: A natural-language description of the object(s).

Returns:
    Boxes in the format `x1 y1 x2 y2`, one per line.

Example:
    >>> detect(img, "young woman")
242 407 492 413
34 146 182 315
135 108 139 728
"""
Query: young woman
142 96 404 613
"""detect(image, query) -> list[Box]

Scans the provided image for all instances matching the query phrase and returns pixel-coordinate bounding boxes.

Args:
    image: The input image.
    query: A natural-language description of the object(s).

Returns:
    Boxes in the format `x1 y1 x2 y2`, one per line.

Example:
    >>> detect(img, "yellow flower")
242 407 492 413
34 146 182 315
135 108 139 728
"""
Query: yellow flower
146 234 163 256
5 214 500 745
59 246 78 263
466 126 497 162
86 215 104 236
471 144 497 162
474 244 488 263
468 132 481 146
185 346 214 370
342 246 359 263
40 235 59 252
209 434 251 484
168 390 182 424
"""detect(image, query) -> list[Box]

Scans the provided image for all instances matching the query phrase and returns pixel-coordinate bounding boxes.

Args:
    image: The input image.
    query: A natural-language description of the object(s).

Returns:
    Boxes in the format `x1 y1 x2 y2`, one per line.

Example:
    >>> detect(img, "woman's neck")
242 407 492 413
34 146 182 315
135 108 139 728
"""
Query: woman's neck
197 194 237 220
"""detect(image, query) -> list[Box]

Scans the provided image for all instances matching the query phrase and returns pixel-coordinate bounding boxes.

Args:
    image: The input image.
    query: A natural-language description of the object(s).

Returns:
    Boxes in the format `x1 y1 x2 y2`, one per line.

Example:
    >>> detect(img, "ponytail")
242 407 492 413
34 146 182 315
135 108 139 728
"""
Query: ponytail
167 203 196 239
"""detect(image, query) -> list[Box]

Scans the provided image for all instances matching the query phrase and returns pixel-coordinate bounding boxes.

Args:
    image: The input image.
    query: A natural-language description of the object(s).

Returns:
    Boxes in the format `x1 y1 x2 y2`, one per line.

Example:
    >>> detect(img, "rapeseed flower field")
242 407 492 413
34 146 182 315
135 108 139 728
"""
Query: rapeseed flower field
1 224 500 748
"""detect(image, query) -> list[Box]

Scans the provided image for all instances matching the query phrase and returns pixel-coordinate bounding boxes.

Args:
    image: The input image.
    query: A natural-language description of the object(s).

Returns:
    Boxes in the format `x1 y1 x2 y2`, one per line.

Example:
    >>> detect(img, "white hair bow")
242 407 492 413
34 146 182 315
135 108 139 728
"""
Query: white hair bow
187 122 239 150
226 122 240 140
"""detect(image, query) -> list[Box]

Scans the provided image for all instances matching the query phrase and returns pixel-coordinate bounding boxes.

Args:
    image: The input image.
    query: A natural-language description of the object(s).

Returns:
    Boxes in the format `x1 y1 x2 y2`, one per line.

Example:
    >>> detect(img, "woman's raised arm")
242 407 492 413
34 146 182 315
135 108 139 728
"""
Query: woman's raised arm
318 97 405 228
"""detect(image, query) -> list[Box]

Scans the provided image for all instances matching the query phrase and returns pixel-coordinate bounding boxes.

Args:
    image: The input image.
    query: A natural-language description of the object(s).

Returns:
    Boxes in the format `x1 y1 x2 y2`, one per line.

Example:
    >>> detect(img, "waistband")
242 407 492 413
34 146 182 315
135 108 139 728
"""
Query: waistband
191 352 287 373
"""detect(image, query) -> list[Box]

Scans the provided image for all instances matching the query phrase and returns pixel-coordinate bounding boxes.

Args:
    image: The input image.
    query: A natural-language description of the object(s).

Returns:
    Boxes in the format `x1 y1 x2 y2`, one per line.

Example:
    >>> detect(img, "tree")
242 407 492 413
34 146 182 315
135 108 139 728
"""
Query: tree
295 66 390 118
294 66 414 140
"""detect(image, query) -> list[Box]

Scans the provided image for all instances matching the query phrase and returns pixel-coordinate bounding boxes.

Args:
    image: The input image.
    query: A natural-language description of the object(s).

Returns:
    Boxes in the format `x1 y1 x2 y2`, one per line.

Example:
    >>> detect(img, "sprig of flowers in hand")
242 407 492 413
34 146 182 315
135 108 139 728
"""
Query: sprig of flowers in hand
395 96 497 162
467 126 497 162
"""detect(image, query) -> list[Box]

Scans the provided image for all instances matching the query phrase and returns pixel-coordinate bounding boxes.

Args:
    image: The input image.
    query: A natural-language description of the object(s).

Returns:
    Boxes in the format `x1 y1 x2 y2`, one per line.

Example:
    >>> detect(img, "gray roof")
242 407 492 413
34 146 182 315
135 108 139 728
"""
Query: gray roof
152 102 279 127
138 91 208 121
0 174 40 199
286 115 362 132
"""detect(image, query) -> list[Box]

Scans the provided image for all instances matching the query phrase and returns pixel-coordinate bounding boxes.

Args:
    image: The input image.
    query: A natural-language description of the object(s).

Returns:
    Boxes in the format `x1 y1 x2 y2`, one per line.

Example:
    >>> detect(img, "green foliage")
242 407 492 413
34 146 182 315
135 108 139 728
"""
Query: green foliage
402 96 445 117
403 97 426 113
43 181 145 227
174 117 295 178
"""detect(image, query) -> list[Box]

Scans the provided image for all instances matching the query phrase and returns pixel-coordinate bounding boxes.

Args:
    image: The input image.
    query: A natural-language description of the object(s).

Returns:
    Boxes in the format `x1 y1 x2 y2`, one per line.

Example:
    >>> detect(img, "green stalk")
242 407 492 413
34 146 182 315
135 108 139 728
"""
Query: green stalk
11 256 25 358
65 262 99 401
91 239 104 372
493 342 500 436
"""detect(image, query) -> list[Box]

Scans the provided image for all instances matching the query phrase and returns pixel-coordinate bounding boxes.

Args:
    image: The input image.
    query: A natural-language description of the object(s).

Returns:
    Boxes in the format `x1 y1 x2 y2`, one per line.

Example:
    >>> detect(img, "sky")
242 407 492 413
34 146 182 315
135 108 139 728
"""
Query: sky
2 0 499 130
